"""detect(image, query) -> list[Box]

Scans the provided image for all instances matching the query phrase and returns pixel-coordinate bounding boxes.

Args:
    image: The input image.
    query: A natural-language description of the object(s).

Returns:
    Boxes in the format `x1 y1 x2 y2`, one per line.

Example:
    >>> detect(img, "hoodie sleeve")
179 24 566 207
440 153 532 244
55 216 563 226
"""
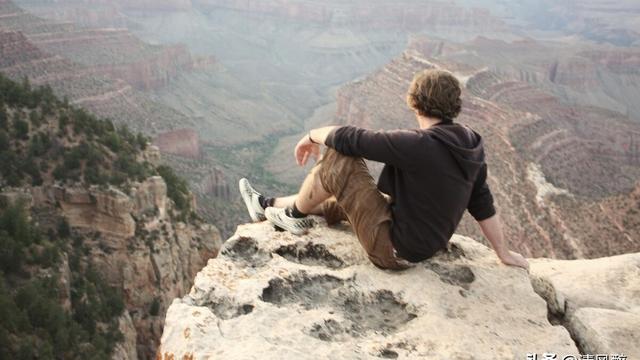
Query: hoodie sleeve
325 125 422 169
467 163 496 221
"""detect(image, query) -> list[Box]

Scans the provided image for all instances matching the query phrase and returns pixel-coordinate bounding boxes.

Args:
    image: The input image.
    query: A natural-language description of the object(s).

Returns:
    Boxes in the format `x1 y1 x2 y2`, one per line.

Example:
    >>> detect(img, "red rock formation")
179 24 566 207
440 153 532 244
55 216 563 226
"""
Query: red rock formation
153 128 201 159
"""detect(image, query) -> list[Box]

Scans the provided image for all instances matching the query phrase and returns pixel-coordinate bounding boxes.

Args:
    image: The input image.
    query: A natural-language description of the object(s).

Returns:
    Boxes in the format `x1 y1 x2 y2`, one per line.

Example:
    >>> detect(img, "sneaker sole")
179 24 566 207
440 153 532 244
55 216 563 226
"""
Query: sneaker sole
239 178 265 222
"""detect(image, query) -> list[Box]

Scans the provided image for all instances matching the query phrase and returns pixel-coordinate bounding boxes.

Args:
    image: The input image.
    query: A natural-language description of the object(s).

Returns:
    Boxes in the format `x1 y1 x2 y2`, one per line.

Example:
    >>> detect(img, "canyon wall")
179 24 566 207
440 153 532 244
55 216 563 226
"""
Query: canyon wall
1 1 197 92
25 176 223 358
0 30 194 134
0 1 198 134
28 28 196 91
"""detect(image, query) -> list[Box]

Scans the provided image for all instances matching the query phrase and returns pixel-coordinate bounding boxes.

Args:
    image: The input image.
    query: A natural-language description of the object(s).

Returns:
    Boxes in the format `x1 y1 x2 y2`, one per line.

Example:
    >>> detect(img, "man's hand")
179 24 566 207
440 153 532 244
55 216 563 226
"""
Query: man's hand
499 250 529 271
294 134 320 166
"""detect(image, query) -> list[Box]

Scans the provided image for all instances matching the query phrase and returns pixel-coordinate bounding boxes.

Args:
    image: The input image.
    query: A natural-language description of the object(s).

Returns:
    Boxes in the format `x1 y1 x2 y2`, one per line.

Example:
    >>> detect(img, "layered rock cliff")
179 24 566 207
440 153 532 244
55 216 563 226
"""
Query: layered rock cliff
1 1 196 91
18 176 222 358
29 28 195 91
0 1 198 134
157 219 639 359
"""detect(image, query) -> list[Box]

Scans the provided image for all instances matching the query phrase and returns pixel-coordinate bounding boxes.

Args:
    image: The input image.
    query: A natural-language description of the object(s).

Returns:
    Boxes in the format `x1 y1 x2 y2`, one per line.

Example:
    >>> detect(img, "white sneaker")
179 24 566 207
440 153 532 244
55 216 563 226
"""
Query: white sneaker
239 178 266 222
264 207 314 236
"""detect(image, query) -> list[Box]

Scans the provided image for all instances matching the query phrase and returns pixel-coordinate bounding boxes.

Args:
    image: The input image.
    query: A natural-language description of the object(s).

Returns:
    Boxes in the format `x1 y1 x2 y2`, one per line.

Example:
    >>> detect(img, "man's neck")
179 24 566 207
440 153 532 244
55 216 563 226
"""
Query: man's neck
417 115 443 129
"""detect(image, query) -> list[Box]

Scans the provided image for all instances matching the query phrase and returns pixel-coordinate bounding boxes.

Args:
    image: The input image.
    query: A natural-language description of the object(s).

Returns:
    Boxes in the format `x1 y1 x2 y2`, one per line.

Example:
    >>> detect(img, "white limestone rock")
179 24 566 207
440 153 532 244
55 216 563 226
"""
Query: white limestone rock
158 219 578 359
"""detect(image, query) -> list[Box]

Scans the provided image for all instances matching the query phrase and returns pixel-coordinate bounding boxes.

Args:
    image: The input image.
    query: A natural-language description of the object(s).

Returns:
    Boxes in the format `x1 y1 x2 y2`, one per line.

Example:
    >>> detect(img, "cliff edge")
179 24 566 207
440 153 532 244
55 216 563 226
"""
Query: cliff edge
157 219 639 359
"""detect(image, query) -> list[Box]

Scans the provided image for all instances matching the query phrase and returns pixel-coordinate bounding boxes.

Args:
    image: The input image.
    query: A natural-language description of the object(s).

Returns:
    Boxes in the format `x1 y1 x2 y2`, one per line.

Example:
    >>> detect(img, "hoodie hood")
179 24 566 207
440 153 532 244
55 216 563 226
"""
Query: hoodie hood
427 123 486 181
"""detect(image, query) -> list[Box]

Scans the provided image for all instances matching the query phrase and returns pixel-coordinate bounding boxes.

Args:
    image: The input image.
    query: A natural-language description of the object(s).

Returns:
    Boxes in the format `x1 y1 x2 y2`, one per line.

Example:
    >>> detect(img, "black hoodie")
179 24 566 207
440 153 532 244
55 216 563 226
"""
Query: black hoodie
325 123 495 262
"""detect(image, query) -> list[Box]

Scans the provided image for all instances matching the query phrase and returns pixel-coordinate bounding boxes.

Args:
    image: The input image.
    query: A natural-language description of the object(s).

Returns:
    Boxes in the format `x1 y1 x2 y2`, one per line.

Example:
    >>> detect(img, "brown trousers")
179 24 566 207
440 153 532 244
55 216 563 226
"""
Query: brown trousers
315 149 410 270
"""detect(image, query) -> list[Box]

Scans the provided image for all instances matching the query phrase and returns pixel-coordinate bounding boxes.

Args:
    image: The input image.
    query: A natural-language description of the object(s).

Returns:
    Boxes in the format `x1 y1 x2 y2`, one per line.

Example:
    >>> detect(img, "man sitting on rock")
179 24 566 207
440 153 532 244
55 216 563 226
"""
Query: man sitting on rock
239 69 529 271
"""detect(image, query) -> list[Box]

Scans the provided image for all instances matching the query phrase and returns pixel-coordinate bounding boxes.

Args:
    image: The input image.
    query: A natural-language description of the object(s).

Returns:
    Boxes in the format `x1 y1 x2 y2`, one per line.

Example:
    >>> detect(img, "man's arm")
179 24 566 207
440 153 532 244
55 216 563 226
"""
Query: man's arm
309 125 425 169
309 126 338 146
294 126 338 166
478 214 529 270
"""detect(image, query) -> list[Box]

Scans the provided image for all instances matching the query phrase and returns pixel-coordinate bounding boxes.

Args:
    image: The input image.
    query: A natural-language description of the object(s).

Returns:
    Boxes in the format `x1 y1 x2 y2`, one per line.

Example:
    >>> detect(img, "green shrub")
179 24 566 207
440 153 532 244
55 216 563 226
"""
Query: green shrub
150 297 161 316
28 132 51 157
0 130 9 151
13 118 29 140
0 104 7 129
157 165 190 214
28 110 43 128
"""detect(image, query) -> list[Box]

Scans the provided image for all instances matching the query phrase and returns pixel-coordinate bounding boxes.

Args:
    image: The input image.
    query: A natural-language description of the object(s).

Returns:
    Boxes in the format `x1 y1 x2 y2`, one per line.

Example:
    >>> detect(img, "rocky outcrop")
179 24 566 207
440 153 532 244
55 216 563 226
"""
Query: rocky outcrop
55 186 136 238
157 219 638 359
143 145 162 166
530 254 640 358
153 128 201 159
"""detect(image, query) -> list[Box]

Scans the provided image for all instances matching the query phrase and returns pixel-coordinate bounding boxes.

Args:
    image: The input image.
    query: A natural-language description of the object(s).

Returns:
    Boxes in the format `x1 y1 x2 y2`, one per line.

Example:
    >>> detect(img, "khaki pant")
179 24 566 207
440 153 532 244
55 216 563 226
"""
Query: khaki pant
315 149 410 270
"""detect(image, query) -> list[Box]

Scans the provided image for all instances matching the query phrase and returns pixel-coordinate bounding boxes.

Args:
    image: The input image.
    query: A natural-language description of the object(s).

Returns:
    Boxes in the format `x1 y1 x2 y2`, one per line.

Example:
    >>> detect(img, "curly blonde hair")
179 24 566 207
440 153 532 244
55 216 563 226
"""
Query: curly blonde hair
406 69 462 120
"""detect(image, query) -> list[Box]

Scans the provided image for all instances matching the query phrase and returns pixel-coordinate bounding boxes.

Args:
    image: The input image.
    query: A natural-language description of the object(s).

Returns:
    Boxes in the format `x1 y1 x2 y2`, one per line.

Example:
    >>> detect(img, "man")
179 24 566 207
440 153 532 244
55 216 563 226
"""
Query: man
239 69 529 271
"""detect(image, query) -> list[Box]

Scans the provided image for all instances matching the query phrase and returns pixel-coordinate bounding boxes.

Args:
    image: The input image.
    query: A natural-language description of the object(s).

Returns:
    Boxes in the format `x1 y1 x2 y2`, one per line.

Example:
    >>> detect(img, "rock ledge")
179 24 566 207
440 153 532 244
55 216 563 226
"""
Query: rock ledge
157 219 589 359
